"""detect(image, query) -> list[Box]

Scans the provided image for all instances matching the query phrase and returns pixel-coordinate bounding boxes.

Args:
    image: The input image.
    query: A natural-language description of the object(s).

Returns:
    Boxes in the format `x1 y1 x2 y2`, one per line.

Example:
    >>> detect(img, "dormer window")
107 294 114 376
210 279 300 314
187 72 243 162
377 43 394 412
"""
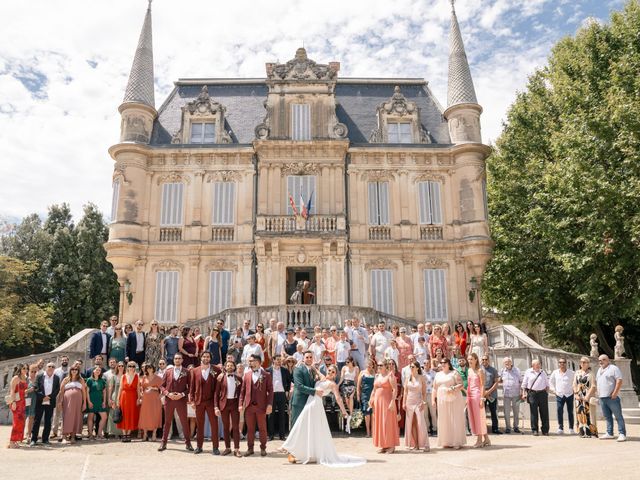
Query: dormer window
387 122 412 144
190 122 216 143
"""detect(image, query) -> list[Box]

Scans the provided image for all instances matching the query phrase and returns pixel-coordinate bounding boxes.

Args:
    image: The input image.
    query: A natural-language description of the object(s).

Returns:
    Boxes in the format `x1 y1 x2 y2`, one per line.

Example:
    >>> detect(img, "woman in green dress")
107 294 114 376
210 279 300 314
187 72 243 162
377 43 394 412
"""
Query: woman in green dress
106 362 124 437
85 367 107 439
145 321 165 368
109 326 126 363
357 358 377 438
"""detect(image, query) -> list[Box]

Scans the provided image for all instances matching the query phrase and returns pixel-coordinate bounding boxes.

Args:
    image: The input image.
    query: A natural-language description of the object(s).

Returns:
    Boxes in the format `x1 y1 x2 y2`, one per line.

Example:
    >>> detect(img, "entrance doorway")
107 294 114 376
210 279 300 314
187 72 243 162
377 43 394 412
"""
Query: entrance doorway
286 267 317 304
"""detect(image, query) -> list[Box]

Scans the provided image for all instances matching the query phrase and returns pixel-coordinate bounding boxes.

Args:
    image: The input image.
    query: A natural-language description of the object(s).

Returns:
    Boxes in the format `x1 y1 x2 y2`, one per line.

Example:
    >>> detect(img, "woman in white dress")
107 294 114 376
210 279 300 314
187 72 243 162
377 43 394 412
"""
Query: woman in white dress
469 323 488 358
282 365 366 467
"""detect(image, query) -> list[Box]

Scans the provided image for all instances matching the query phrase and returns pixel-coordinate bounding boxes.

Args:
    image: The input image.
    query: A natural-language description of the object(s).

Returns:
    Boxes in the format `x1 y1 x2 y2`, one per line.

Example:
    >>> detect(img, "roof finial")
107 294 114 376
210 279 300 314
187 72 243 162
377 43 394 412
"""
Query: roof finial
446 0 478 107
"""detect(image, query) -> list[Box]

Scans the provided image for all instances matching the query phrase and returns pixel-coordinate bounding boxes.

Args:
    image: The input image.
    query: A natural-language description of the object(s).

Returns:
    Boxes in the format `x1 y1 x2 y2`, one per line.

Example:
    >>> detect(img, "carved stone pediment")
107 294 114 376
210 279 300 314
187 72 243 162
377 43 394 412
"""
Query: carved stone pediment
206 170 241 182
205 259 238 271
186 86 225 116
280 162 320 176
153 259 184 271
364 259 398 270
418 257 449 269
266 48 339 82
156 173 191 185
360 170 395 182
380 86 416 116
414 173 446 184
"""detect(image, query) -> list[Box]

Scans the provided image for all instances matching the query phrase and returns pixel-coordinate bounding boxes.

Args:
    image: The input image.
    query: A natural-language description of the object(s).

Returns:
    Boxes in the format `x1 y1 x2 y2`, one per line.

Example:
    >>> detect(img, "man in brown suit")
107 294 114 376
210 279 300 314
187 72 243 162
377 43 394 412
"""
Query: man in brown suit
189 351 221 455
158 353 193 451
214 360 243 457
239 354 273 457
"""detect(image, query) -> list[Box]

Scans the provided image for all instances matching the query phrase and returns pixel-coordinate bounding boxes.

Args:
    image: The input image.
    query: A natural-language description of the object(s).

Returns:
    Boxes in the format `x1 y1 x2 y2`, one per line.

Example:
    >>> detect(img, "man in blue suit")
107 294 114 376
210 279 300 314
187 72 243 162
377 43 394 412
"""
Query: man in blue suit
126 320 146 367
89 321 111 360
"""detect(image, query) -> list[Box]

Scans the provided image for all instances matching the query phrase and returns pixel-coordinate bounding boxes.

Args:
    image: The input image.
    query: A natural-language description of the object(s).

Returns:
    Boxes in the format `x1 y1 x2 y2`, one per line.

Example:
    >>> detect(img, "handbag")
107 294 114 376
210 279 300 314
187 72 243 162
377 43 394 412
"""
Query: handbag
525 371 543 404
112 407 123 424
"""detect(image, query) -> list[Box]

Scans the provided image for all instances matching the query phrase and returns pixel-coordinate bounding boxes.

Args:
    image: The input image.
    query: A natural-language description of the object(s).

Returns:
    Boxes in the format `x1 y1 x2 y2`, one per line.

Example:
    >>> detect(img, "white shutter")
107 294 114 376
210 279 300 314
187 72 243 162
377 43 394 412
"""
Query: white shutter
209 271 233 315
212 182 235 225
287 175 316 214
429 181 442 225
371 269 394 314
160 183 184 226
155 271 179 324
203 123 216 143
379 181 390 225
418 181 431 224
368 182 379 224
424 269 447 321
291 104 311 141
111 180 120 222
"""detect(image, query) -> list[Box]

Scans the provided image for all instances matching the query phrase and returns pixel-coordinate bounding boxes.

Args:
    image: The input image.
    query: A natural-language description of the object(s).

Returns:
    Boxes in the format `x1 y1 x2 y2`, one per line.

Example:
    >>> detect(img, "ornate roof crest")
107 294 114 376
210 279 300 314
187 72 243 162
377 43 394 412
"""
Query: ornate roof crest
379 86 416 116
265 48 340 82
186 86 226 116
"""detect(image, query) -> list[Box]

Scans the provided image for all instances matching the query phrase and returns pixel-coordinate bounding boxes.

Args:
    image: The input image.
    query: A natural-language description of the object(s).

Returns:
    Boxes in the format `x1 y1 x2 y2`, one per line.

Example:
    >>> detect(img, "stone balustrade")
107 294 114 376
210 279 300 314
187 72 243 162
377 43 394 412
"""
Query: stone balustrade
368 225 391 240
257 215 344 234
159 227 183 242
420 225 443 240
211 226 235 241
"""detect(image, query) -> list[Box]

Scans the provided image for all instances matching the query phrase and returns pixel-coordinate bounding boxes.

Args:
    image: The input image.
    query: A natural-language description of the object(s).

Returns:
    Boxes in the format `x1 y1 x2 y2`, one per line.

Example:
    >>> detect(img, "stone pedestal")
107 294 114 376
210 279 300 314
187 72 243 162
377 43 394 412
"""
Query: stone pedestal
612 358 637 409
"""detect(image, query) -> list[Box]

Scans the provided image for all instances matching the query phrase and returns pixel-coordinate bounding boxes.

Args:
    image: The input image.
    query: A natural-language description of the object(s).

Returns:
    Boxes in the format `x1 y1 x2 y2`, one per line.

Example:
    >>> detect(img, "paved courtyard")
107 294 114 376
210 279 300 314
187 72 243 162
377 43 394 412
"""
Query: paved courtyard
1 421 637 480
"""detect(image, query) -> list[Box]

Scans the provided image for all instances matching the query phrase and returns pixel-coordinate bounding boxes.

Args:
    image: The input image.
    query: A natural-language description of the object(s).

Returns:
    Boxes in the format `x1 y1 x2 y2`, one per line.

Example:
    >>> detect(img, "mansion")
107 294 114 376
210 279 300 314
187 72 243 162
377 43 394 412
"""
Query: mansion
105 3 492 326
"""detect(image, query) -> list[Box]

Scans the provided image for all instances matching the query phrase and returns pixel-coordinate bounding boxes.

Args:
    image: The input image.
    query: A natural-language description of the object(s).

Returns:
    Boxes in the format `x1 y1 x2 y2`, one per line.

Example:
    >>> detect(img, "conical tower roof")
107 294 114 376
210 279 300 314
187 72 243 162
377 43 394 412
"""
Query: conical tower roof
122 1 155 108
447 0 478 107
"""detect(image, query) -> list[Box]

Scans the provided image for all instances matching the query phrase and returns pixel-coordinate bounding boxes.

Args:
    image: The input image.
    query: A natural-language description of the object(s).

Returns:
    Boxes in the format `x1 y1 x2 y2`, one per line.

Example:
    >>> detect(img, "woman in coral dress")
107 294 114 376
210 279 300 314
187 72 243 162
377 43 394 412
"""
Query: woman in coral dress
396 328 413 370
59 366 86 444
370 359 400 453
466 353 490 447
255 323 270 368
402 361 430 452
433 358 466 449
138 364 163 441
8 364 28 448
117 362 141 442
453 323 468 357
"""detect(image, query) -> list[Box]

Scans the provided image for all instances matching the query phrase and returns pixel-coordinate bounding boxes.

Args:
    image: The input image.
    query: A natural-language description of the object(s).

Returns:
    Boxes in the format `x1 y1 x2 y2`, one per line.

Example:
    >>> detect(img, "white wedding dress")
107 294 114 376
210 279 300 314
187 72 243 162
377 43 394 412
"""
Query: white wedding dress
282 380 366 467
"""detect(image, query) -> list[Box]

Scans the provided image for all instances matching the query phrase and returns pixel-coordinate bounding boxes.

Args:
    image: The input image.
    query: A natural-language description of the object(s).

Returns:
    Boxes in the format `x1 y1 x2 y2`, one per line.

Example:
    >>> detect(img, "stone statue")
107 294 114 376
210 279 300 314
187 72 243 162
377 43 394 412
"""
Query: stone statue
614 325 625 359
589 334 598 358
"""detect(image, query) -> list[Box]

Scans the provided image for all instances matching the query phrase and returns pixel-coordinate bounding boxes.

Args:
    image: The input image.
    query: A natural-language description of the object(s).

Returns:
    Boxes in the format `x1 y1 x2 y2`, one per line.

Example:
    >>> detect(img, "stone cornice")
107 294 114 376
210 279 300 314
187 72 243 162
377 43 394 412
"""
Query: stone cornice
253 140 349 161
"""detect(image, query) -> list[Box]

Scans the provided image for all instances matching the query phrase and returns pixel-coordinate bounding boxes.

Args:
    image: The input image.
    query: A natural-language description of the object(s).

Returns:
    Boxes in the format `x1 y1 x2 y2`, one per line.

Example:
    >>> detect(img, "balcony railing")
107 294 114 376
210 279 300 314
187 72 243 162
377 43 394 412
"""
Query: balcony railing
211 226 234 242
368 225 391 240
257 215 343 234
420 225 443 240
159 227 182 242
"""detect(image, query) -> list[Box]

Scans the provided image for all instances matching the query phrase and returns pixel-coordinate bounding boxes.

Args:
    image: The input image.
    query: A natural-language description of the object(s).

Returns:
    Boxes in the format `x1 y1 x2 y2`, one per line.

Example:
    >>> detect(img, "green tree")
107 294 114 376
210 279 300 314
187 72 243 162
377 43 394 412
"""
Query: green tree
0 256 53 360
484 1 640 388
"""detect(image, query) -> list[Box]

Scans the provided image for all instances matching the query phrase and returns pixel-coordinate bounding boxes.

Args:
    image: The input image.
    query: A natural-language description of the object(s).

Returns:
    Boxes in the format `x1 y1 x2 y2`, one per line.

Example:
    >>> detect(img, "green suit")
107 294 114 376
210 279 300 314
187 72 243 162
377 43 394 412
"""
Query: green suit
290 365 316 427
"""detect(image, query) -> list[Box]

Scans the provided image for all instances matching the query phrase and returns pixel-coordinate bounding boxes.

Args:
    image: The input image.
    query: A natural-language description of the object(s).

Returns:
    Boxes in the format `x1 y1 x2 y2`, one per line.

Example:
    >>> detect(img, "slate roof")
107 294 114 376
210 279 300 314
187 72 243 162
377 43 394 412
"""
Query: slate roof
447 4 478 107
150 79 451 146
122 5 155 108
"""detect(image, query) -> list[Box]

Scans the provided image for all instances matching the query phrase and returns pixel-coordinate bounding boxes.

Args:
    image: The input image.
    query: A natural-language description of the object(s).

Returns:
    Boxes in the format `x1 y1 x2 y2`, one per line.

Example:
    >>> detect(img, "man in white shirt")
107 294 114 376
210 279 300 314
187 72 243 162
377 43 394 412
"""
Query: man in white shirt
346 318 369 370
269 321 287 359
241 335 264 366
422 359 437 435
308 335 325 366
500 357 522 434
521 359 550 436
400 354 415 387
267 355 291 440
369 322 393 363
596 354 626 441
549 357 575 434
410 323 429 350
106 315 119 336
335 331 351 371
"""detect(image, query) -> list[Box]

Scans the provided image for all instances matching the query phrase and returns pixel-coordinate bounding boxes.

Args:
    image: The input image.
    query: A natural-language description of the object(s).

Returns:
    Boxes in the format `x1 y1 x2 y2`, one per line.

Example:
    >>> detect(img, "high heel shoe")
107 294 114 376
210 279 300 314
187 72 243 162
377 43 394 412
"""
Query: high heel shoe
482 438 491 447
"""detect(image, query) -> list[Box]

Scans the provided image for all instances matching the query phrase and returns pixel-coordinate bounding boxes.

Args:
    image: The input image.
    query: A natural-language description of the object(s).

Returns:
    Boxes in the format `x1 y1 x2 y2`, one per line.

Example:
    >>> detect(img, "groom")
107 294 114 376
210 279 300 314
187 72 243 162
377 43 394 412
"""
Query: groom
289 351 323 463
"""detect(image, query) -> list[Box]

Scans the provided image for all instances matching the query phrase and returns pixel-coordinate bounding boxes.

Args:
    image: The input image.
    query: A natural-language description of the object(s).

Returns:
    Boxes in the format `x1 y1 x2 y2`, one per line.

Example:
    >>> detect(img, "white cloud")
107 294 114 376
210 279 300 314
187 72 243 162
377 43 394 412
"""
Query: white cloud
0 0 614 219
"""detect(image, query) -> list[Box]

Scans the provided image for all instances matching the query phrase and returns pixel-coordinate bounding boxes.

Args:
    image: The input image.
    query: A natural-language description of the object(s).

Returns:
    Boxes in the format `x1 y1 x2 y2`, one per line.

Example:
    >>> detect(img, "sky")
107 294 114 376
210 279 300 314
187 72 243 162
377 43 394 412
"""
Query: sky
0 0 627 222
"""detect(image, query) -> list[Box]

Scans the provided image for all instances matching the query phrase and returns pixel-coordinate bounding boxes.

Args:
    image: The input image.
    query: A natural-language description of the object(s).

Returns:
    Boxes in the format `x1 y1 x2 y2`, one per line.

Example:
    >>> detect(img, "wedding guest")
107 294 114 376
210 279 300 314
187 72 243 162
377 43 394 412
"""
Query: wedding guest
596 354 626 441
467 353 490 447
204 328 223 367
159 353 193 451
7 364 28 448
118 362 141 442
549 357 575 434
241 334 264 366
107 362 125 438
481 355 501 434
193 327 206 364
163 325 180 365
51 356 69 439
267 355 291 441
469 323 488 358
227 338 243 365
283 329 298 357
388 359 404 432
396 327 413 369
124 323 133 336
335 330 351 372
239 354 273 457
231 328 245 348
413 336 429 365
215 360 243 457
268 321 287 360
410 323 428 350
403 361 429 452
30 362 61 443
89 321 111 360
357 359 376 437
428 324 449 359
139 364 163 442
126 321 146 367
58 365 86 444
157 359 167 378
309 335 326 366
441 323 453 350
384 339 400 365
83 354 106 379
370 322 394 364
189 351 220 454
370 359 399 453
521 359 550 436
106 315 119 336
241 319 255 339
433 358 466 449
215 319 231 360
347 318 369 370
109 325 126 363
24 364 38 441
324 327 338 364
145 320 165 368
297 329 309 350
453 322 468 357
423 359 438 435
500 357 522 433
573 357 598 438
338 357 359 423
179 326 198 369
255 323 270 368
85 366 107 440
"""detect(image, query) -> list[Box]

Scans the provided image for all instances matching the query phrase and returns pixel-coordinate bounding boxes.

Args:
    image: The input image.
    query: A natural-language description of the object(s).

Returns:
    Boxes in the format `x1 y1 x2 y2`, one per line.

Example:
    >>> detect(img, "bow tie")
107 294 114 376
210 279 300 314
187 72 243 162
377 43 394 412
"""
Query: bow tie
227 374 234 378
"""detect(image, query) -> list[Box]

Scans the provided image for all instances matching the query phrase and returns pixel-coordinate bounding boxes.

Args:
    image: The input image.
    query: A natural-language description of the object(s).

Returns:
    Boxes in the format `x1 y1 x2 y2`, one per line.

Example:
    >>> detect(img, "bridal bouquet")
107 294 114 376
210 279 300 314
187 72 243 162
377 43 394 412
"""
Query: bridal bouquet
349 410 364 429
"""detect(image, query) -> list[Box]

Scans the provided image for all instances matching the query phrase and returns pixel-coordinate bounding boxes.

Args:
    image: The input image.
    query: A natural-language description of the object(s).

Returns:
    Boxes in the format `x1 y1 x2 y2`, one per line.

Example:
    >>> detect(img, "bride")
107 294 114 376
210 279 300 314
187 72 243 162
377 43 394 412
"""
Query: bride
282 364 366 467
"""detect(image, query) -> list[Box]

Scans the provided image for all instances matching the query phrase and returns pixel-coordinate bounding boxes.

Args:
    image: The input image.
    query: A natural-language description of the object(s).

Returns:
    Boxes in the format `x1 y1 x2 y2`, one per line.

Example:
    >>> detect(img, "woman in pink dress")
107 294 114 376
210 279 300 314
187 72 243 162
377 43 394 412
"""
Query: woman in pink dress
428 324 450 359
396 327 413 370
370 359 400 454
138 364 163 441
402 361 430 452
467 353 490 447
433 358 466 449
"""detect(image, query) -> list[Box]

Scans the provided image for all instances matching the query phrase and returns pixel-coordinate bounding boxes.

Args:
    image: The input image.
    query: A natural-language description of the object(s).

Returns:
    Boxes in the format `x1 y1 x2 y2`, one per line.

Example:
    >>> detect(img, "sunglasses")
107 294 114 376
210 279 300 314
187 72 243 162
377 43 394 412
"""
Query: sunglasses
70 368 79 372
127 366 136 368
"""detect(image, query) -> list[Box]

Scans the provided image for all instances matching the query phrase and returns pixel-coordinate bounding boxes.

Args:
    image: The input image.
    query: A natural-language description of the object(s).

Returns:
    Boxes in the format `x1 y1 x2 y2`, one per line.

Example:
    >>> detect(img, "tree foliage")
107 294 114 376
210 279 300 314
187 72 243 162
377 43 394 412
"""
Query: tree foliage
484 1 640 386
0 203 119 355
